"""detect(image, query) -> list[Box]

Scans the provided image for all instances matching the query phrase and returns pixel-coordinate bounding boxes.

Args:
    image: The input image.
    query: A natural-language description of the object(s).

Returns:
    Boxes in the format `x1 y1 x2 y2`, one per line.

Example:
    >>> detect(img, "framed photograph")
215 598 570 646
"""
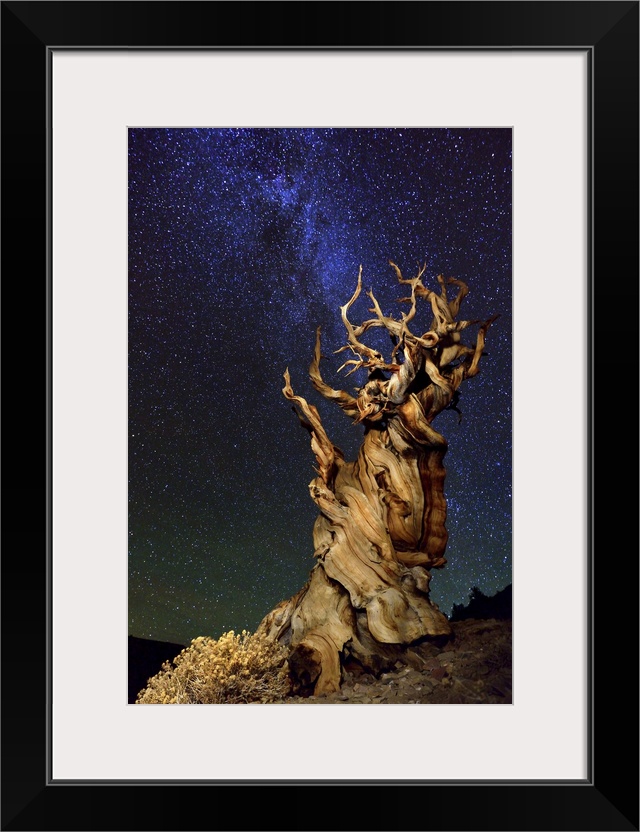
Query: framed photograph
3 2 637 830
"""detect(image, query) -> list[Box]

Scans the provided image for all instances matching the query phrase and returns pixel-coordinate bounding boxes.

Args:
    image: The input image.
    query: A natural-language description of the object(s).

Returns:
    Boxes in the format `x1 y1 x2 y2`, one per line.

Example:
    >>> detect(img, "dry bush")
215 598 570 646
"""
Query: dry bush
135 630 290 704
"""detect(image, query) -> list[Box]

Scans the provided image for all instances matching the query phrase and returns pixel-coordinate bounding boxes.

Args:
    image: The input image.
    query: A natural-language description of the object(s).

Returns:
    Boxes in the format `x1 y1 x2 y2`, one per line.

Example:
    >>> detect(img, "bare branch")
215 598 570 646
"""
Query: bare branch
462 314 499 379
283 368 343 488
443 276 469 318
393 263 472 340
388 259 427 286
337 265 384 366
308 328 359 418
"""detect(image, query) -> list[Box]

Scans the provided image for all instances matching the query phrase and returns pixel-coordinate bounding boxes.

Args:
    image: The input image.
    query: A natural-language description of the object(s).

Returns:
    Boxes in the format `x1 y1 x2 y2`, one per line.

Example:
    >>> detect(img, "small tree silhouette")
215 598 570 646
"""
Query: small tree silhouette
450 585 512 622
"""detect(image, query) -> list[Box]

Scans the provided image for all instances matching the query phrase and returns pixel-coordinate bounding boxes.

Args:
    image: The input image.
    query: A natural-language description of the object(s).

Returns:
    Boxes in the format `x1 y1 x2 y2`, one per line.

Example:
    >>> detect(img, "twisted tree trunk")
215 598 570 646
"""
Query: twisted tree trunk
257 262 497 695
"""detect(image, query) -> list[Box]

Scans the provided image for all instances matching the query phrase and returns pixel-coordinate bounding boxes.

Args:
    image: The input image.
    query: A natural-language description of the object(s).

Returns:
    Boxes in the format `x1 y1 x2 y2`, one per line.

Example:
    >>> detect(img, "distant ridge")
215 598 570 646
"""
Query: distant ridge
449 584 512 622
128 635 186 704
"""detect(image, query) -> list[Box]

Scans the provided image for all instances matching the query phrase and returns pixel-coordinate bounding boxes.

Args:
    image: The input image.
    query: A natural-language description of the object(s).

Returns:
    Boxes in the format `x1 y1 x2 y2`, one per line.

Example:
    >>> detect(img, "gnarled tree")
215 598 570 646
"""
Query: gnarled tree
257 261 498 695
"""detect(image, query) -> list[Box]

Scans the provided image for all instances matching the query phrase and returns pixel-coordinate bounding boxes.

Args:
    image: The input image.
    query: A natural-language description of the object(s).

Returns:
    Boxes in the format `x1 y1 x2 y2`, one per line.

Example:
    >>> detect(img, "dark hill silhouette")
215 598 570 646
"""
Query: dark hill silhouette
128 635 186 703
449 584 512 622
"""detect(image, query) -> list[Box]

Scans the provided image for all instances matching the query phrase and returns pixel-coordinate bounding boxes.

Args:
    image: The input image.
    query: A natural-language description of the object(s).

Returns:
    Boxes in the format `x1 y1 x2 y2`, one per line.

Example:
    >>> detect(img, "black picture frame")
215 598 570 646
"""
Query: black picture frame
2 2 638 830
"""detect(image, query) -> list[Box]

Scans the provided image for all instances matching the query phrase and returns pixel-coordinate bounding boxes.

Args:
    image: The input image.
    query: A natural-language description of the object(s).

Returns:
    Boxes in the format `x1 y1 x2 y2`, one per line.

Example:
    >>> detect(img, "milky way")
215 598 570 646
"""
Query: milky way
128 127 512 644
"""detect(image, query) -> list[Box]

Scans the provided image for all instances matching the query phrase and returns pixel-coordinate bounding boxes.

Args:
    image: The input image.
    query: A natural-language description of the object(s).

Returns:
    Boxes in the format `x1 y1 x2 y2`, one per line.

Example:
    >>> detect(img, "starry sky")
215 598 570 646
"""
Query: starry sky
128 127 512 646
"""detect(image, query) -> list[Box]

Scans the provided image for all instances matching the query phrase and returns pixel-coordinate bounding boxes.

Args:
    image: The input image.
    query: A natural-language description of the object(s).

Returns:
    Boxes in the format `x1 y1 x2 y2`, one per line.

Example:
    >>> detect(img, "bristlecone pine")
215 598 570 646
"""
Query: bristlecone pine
257 262 498 696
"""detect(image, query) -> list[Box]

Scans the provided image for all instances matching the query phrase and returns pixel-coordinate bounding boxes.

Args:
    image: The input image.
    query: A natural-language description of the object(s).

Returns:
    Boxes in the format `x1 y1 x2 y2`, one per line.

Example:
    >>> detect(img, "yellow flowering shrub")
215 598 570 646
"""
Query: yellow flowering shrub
135 630 290 704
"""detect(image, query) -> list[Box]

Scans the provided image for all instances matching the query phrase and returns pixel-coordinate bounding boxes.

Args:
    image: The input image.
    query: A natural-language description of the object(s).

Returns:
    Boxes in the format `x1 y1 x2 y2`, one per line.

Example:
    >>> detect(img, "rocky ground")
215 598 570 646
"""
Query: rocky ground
278 618 512 705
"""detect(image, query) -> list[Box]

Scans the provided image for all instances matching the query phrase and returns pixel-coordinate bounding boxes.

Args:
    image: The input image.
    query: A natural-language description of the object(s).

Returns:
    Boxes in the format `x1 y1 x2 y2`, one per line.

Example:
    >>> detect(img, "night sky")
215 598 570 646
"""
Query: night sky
128 128 512 646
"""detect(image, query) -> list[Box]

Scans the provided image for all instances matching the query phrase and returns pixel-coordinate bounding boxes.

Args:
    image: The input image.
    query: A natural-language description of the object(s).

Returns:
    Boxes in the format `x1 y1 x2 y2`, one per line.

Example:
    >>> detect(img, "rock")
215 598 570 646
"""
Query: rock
403 669 422 682
438 651 457 661
404 649 427 669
